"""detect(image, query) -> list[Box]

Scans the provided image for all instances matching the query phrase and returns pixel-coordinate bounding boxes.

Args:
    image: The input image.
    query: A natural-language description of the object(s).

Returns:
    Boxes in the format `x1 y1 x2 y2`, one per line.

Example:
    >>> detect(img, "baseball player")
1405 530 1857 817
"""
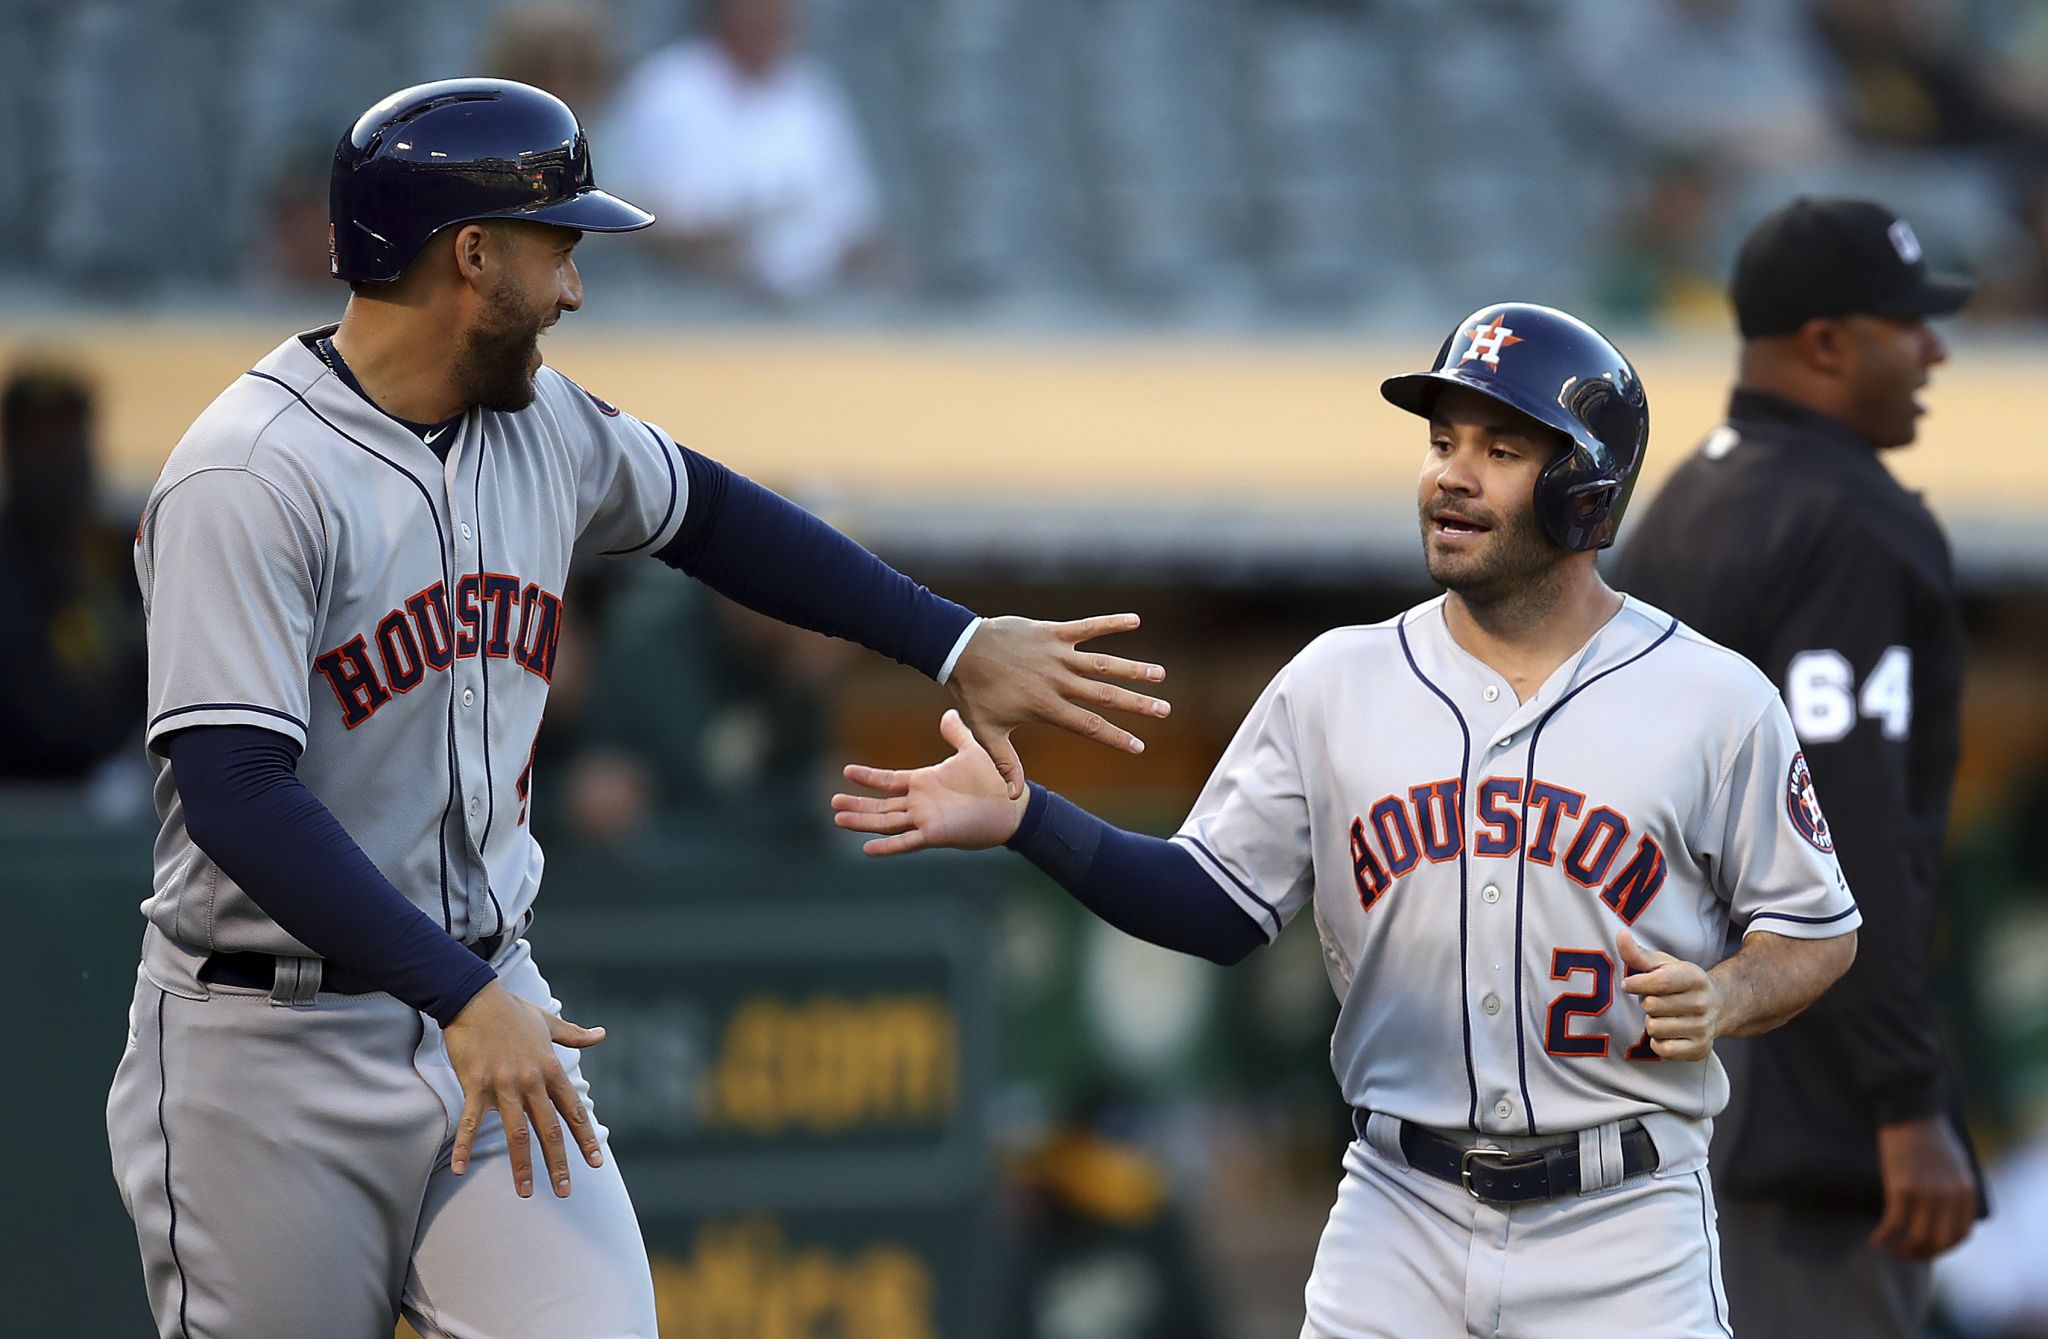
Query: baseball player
1614 197 1986 1338
105 79 1167 1339
835 303 1863 1338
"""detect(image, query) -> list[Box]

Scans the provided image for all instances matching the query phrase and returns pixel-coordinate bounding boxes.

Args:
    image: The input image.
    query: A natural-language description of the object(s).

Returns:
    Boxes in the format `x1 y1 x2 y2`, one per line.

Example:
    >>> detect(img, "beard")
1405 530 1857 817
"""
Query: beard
452 277 550 412
1420 497 1567 609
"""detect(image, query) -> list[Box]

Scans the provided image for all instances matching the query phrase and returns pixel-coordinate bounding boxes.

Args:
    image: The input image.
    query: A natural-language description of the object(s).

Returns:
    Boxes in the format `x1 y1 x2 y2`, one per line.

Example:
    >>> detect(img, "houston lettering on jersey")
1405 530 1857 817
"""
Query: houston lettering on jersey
1349 776 1667 922
313 573 564 728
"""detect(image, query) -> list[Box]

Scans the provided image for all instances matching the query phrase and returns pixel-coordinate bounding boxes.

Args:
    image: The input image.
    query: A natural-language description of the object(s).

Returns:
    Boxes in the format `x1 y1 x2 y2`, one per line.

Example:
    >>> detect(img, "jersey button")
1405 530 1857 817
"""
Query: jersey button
469 797 481 816
1481 992 1501 1016
462 688 475 707
1482 685 1500 703
461 524 473 541
1500 734 1515 748
1481 883 1501 904
1494 1097 1514 1120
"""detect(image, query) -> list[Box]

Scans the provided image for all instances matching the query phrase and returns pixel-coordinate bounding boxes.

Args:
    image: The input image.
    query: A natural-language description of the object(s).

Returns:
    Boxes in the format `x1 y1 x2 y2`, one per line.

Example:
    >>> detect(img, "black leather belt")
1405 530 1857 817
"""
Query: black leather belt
1353 1108 1657 1204
199 931 508 996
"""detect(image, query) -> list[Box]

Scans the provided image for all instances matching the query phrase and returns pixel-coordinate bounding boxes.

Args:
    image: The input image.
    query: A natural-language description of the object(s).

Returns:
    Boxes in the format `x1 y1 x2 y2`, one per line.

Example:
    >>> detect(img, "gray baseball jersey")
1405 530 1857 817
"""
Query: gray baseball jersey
112 326 688 1338
133 327 685 955
1175 594 1860 1169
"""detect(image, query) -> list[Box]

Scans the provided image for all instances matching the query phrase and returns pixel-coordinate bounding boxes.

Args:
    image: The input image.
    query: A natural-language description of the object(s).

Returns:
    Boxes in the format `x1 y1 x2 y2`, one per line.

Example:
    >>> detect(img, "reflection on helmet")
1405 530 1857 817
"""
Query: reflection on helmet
1380 302 1649 552
329 78 655 285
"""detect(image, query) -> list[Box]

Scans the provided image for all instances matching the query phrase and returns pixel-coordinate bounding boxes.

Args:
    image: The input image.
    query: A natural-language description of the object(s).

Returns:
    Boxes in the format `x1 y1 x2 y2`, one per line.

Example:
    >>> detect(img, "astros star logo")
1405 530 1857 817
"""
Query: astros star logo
1458 314 1524 370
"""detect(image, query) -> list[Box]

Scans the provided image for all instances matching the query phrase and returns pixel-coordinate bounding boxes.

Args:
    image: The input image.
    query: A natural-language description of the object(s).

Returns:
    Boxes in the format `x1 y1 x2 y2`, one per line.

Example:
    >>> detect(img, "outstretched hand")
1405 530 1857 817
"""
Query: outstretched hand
1617 929 1723 1063
832 709 1031 856
945 613 1168 798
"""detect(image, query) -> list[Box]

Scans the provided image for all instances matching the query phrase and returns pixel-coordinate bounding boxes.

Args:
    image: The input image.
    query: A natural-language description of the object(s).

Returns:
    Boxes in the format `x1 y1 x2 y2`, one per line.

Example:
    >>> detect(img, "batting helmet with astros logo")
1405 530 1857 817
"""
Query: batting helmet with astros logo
329 78 654 284
1380 302 1650 552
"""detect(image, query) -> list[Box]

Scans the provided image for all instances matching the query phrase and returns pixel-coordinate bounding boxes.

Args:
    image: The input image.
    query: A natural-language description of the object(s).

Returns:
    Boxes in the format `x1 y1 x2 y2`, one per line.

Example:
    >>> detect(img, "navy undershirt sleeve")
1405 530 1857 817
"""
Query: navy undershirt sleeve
655 447 975 679
166 725 497 1026
1004 784 1267 965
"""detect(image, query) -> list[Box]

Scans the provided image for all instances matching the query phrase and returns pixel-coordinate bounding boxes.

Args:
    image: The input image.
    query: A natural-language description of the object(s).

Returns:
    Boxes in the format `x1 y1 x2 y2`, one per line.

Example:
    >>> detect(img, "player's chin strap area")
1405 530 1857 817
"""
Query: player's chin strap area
1352 1108 1658 1204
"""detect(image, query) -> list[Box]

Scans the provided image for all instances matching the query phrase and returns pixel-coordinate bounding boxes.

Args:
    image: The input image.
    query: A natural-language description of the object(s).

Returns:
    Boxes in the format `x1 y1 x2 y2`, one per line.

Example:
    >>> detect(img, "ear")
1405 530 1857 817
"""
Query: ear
450 223 496 290
1795 318 1850 377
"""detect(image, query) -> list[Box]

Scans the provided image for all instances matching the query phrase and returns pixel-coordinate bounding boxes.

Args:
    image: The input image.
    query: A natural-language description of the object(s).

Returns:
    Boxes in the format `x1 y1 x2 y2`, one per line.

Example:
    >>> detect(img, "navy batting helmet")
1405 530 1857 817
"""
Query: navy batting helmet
330 78 654 284
1380 303 1649 552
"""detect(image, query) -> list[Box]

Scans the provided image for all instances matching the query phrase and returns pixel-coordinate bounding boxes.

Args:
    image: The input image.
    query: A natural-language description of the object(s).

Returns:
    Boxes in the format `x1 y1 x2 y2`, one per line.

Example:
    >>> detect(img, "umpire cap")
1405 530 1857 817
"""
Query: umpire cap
330 78 654 284
1730 197 1973 338
1382 302 1650 553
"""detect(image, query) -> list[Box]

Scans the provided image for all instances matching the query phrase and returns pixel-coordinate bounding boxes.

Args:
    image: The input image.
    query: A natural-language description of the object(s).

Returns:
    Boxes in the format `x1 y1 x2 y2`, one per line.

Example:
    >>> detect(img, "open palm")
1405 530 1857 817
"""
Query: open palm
831 710 1029 855
945 612 1168 799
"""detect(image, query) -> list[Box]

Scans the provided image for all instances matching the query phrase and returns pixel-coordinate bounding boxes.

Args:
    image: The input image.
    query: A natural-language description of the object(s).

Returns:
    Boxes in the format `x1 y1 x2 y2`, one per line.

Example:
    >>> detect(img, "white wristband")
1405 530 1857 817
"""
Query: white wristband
935 617 982 685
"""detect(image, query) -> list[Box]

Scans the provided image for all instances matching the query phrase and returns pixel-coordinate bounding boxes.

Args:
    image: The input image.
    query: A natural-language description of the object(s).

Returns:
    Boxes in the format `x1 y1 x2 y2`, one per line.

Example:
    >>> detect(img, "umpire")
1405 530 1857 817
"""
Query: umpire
1615 196 1986 1339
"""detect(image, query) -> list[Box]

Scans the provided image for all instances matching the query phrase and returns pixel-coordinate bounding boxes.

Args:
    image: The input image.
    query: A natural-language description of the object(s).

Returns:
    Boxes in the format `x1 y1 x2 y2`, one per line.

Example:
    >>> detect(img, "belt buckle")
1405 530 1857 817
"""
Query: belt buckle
1459 1146 1515 1201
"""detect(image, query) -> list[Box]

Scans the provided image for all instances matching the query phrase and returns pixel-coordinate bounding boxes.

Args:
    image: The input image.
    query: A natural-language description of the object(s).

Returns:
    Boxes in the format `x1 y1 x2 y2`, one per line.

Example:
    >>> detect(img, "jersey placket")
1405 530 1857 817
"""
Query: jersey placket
440 423 498 941
1460 639 1600 1136
1463 677 1542 1134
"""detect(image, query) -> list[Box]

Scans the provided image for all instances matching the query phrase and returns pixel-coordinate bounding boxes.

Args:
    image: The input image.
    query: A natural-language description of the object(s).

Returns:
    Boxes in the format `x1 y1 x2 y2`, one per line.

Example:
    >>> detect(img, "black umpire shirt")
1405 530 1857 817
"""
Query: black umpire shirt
1612 388 1981 1213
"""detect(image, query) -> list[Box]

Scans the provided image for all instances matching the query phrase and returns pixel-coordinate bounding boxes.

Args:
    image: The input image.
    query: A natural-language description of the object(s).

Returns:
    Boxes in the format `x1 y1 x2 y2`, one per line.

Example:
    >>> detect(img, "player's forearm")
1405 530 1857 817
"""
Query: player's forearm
657 448 975 678
1710 927 1858 1039
167 725 497 1025
1005 784 1267 965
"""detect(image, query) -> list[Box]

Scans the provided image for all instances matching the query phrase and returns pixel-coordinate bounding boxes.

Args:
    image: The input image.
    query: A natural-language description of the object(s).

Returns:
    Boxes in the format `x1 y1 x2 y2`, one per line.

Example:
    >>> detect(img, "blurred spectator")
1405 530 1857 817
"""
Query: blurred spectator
1592 153 1733 327
1983 171 2048 317
1800 0 2048 322
1935 1127 2048 1337
0 365 144 781
1932 765 2048 1338
1811 0 2048 153
550 562 854 845
602 0 894 301
481 3 618 123
1001 1097 1225 1339
241 138 338 301
1942 759 2048 1132
1560 0 1839 171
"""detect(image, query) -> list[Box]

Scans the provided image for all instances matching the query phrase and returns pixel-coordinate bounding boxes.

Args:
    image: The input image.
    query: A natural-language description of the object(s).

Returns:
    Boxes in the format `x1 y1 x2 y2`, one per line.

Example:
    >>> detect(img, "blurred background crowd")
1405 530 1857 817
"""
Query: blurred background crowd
11 0 2048 324
6 1 2048 1337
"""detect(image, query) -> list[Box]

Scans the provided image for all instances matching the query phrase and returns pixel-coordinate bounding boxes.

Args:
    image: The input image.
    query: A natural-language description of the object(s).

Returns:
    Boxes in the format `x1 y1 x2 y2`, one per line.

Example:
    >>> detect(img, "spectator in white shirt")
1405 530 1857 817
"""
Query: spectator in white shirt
603 0 890 300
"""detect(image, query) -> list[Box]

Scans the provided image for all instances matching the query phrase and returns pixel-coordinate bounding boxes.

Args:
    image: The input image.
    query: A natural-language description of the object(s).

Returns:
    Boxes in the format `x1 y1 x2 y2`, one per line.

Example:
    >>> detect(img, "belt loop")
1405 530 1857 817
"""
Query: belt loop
1364 1112 1408 1166
270 956 322 1007
1576 1119 1626 1194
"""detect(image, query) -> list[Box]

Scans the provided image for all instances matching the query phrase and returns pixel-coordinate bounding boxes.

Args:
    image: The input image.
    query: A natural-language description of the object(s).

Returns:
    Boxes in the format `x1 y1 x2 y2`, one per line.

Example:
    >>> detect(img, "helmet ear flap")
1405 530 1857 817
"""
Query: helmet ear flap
1537 460 1621 550
1565 480 1618 524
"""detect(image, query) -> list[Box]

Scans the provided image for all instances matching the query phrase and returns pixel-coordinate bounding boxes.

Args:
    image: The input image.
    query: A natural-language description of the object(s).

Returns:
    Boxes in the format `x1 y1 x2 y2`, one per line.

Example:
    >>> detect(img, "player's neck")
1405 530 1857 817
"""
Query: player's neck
1443 566 1622 700
331 300 469 424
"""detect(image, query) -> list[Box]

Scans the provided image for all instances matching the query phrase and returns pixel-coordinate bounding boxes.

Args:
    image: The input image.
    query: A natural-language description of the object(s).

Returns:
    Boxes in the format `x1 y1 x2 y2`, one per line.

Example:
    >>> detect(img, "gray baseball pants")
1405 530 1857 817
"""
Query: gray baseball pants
107 932 657 1338
1298 1123 1733 1338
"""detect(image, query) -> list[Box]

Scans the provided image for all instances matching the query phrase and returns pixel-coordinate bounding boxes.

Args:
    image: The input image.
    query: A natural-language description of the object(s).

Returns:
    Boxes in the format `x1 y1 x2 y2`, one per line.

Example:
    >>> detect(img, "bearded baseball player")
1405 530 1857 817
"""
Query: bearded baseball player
106 79 1168 1339
835 303 1862 1338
